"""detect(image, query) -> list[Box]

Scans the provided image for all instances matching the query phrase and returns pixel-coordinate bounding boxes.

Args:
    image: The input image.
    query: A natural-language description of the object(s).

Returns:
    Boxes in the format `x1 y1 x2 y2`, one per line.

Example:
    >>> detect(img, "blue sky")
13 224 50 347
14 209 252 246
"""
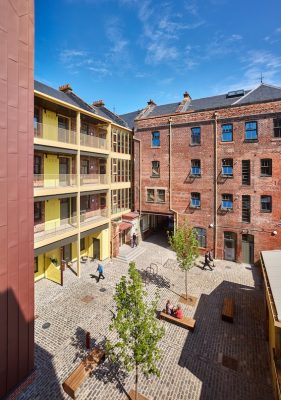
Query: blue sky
35 0 281 114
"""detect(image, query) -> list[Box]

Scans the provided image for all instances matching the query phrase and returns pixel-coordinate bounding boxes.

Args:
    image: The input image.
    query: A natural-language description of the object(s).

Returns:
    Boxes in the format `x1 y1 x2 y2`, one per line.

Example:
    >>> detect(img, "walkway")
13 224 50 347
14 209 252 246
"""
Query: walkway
15 234 273 400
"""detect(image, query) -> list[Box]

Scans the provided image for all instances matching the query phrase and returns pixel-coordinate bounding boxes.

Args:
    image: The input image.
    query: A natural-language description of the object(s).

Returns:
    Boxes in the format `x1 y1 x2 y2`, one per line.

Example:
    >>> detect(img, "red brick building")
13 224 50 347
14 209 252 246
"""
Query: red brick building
121 84 281 263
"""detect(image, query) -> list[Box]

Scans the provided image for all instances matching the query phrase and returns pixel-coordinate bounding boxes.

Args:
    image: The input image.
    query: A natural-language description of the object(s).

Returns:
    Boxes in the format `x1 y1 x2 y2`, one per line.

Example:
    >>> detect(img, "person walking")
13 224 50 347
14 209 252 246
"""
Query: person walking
97 263 105 282
132 232 137 248
203 251 213 271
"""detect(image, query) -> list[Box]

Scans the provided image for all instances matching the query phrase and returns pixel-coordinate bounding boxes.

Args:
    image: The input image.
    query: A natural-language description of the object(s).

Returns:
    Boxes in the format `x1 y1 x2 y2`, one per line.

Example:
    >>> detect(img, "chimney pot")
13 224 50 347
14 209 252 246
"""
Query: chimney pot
92 100 105 107
59 83 73 93
183 91 191 99
147 99 156 106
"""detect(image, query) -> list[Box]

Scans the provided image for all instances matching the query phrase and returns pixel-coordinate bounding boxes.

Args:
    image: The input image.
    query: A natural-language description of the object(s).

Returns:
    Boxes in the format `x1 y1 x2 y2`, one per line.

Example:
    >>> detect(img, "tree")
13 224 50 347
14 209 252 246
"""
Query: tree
168 221 199 301
106 262 164 400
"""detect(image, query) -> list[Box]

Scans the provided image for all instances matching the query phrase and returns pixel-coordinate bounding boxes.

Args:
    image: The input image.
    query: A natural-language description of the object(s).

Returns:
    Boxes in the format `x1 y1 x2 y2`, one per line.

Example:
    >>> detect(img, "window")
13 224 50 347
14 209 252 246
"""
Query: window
222 159 233 177
191 127 201 145
242 160 250 185
81 159 89 175
100 194 106 209
34 257 38 273
193 227 206 248
151 161 160 177
34 202 42 222
81 122 89 135
273 118 281 138
245 121 257 140
157 189 165 203
221 124 233 142
147 189 154 202
261 159 272 177
58 116 69 130
191 192 201 208
242 195 251 223
221 194 233 210
261 195 272 212
191 159 201 176
152 131 160 147
34 155 42 175
80 238 85 251
81 195 90 211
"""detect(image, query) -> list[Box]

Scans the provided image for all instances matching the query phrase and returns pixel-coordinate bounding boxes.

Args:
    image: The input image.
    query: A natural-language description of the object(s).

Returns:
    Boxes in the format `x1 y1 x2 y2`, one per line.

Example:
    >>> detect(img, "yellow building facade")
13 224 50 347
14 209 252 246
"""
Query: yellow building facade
33 81 133 285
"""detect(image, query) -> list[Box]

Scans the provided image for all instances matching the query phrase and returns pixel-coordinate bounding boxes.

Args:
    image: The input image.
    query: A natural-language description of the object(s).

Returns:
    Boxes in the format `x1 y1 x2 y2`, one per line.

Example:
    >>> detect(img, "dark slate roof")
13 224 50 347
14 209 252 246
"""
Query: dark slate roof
120 84 281 123
34 80 129 128
120 110 143 129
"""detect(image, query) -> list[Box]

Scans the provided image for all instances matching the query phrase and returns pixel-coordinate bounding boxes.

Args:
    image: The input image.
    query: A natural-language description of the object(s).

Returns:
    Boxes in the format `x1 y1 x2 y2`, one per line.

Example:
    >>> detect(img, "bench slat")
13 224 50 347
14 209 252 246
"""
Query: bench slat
160 311 196 331
222 298 235 323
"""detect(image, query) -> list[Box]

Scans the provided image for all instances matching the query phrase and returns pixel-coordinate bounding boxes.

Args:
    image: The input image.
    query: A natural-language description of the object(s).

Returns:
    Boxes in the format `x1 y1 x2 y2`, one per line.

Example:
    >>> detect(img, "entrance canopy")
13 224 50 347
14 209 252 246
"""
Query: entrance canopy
119 222 131 231
261 250 281 322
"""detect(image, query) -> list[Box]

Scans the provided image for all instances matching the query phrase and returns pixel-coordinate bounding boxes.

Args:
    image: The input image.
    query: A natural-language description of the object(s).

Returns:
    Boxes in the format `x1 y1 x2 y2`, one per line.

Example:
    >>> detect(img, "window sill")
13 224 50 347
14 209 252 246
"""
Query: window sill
220 141 234 144
151 146 161 149
271 138 281 142
190 174 201 178
221 175 233 179
243 139 258 143
260 175 272 178
189 143 201 147
150 175 160 178
155 201 166 204
190 206 201 209
260 210 272 213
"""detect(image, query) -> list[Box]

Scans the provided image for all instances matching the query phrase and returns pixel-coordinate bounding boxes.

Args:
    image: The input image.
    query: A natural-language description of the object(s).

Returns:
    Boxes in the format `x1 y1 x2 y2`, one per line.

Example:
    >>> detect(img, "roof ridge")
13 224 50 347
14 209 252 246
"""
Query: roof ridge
260 82 281 90
232 86 256 105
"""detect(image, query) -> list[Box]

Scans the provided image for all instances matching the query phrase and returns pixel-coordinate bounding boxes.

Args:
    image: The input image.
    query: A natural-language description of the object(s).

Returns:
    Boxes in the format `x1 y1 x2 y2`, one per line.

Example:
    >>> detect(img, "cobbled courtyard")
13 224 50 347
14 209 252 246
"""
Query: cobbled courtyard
16 234 273 400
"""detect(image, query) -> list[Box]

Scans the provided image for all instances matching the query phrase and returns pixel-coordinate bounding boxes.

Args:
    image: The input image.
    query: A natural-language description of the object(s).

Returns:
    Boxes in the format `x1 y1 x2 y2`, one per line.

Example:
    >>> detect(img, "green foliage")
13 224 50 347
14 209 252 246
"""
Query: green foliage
168 221 199 272
106 262 164 380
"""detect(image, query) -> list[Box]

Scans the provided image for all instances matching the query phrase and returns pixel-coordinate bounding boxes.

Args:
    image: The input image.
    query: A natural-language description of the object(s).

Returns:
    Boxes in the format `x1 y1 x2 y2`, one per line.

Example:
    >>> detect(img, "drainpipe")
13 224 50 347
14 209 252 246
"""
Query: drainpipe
213 112 218 258
168 117 178 232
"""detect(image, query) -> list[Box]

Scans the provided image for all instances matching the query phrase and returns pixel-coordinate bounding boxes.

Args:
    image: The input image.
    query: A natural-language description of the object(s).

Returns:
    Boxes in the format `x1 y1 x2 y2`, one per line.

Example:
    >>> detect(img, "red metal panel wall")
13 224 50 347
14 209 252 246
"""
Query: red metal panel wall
0 0 34 397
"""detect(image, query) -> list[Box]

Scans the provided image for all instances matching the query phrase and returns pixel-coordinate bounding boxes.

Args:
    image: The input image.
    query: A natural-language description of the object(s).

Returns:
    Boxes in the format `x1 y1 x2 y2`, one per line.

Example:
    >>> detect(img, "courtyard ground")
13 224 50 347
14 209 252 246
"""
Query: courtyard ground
15 234 273 400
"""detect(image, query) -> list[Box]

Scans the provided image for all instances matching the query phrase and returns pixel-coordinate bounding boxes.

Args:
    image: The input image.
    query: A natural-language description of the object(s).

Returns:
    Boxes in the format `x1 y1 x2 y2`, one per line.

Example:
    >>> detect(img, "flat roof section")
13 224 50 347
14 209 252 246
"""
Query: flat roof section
261 250 281 322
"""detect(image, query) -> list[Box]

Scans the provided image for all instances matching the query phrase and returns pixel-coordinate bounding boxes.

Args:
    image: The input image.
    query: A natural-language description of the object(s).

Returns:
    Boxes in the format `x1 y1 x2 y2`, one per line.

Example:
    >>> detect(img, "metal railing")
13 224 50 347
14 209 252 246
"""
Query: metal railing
34 216 77 242
80 132 107 149
80 208 108 224
80 173 107 185
34 122 76 144
34 174 77 188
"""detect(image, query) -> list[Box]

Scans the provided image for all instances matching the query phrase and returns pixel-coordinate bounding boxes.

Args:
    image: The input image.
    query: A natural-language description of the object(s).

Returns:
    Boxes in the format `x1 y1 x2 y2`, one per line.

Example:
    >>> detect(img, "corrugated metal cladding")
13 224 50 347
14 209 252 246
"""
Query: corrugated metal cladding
0 1 35 397
261 250 281 322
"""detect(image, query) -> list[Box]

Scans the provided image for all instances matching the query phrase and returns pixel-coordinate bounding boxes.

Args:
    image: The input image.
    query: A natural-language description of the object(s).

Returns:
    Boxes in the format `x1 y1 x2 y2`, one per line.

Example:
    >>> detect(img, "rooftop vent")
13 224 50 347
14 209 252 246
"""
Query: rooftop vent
59 84 73 93
226 90 245 98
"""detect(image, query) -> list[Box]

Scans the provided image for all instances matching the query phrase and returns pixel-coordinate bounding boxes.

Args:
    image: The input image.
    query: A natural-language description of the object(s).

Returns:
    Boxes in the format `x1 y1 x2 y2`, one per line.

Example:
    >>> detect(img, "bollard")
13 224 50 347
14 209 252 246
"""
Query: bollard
86 331 90 349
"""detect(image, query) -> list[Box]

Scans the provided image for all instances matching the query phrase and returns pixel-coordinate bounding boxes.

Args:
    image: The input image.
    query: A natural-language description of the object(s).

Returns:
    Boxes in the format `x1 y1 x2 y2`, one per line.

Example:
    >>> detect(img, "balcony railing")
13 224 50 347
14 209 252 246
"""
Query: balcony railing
80 208 108 224
34 122 76 145
80 173 107 185
80 132 107 149
34 174 77 189
34 216 77 242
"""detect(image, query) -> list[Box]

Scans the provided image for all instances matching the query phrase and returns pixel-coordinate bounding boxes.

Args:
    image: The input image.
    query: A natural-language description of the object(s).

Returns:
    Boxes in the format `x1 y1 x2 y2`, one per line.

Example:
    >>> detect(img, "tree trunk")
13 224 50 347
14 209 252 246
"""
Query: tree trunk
135 363 138 400
185 270 188 300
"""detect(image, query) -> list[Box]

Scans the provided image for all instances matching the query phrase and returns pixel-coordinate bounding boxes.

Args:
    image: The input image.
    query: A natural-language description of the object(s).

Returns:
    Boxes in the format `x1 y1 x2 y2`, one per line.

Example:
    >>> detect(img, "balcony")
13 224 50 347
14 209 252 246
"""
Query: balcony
34 216 77 243
80 132 107 150
34 174 77 189
80 208 108 226
34 122 76 145
80 173 107 186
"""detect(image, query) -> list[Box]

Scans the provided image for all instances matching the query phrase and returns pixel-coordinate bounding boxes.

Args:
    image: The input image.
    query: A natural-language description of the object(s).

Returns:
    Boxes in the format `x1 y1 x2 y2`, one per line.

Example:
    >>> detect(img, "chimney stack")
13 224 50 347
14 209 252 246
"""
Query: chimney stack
183 91 191 101
176 91 192 112
92 100 105 107
59 83 73 93
147 99 156 106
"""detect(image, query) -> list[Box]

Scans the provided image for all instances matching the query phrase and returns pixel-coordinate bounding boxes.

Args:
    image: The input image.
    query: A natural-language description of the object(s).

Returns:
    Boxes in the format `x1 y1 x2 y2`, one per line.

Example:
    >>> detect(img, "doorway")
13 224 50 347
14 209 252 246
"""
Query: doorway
224 231 236 261
59 157 70 186
242 234 254 264
93 238 100 260
119 230 127 246
60 198 70 224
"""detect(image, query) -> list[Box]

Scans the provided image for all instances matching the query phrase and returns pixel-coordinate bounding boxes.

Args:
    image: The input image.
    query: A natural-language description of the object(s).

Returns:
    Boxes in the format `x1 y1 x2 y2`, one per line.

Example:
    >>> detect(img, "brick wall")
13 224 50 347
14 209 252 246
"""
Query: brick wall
134 99 281 262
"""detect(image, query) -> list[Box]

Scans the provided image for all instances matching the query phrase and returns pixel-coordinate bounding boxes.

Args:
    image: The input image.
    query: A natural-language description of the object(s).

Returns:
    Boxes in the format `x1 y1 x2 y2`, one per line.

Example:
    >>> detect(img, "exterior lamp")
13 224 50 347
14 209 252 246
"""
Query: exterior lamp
209 223 214 228
272 230 278 236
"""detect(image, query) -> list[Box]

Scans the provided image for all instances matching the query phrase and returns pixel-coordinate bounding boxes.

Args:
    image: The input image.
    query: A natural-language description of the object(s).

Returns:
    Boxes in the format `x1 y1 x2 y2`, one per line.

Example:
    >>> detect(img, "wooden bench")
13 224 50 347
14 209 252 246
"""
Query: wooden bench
159 310 196 332
221 298 235 323
62 347 105 399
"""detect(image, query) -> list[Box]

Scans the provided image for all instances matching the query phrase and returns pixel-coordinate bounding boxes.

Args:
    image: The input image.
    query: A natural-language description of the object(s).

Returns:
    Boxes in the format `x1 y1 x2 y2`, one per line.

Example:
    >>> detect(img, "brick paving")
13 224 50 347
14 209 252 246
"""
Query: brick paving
16 234 273 400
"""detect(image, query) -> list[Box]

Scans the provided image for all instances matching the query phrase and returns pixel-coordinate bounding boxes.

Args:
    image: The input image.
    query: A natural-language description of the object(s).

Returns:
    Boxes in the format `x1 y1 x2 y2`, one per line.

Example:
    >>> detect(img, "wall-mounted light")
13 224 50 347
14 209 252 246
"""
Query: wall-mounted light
272 230 278 236
209 223 214 228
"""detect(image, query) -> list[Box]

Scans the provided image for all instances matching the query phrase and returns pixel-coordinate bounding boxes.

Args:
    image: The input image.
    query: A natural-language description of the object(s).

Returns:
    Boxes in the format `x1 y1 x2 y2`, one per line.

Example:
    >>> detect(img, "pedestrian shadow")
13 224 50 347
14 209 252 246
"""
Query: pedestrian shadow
90 274 98 282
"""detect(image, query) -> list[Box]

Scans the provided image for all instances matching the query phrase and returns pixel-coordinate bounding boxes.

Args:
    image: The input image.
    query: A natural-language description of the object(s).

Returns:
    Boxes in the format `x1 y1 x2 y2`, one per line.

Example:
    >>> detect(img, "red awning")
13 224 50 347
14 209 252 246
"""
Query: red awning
119 222 132 231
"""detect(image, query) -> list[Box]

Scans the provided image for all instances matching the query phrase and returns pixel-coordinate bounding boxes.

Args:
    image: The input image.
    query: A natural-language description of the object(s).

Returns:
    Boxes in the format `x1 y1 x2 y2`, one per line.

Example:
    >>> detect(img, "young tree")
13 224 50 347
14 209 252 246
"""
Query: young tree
168 221 199 301
106 262 164 400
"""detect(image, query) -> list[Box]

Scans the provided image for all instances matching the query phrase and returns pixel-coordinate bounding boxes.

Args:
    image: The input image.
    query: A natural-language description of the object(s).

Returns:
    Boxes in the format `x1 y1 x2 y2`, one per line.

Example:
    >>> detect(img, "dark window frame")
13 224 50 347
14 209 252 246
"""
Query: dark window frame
245 121 258 141
151 131 160 147
222 158 233 177
273 118 281 138
191 192 201 208
221 123 233 142
242 195 251 223
193 227 207 248
221 193 233 210
260 159 272 177
146 188 155 202
191 159 201 176
151 161 160 177
156 189 165 203
191 127 201 145
242 160 250 185
261 195 272 213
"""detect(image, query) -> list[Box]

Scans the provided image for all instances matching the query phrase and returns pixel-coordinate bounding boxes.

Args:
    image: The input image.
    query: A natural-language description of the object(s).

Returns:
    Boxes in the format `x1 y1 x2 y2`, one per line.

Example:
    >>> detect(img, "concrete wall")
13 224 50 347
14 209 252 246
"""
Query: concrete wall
0 0 34 396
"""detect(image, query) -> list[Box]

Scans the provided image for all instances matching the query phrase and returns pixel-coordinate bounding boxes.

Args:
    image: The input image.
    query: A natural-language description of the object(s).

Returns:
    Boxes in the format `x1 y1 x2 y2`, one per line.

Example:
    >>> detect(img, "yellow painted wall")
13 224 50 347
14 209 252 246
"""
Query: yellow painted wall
86 228 109 261
42 110 58 141
34 254 45 281
71 241 77 261
45 248 61 285
44 154 59 187
45 199 60 231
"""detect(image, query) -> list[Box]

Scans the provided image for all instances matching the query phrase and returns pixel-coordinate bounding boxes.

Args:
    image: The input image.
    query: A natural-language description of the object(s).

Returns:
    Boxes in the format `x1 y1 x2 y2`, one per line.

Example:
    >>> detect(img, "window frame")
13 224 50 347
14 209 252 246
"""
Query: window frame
273 118 281 138
34 155 42 175
151 131 160 147
260 195 272 213
34 202 42 222
190 192 201 208
191 159 201 176
151 161 160 178
191 127 201 145
260 159 272 177
242 195 251 223
245 121 258 141
221 123 233 142
221 194 233 210
242 160 250 185
156 189 165 203
146 188 155 202
221 158 233 177
193 227 207 248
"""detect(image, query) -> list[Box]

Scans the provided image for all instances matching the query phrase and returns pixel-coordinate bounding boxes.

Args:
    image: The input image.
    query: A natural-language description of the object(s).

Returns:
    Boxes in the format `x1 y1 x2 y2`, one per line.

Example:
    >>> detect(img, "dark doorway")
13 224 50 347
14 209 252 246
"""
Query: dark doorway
242 234 254 264
60 198 70 224
59 157 70 185
93 238 100 260
224 231 236 261
63 243 72 263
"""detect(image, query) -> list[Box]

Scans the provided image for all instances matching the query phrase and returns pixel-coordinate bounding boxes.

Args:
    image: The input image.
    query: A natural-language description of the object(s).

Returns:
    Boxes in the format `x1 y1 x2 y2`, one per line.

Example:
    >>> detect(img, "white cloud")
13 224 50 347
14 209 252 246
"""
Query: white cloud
59 49 88 63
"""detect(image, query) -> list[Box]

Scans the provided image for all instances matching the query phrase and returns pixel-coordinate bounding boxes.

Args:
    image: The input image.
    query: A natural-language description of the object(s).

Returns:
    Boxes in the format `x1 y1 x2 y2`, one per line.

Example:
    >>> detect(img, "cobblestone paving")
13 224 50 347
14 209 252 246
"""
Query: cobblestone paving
18 234 273 400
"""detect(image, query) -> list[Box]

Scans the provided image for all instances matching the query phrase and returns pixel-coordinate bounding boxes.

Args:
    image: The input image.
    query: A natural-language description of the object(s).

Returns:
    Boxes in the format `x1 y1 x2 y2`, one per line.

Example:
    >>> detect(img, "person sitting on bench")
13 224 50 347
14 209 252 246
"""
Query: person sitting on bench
165 299 173 315
173 304 184 319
